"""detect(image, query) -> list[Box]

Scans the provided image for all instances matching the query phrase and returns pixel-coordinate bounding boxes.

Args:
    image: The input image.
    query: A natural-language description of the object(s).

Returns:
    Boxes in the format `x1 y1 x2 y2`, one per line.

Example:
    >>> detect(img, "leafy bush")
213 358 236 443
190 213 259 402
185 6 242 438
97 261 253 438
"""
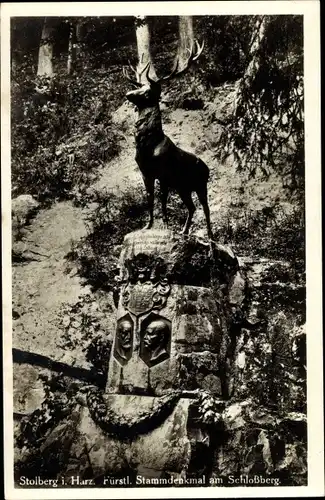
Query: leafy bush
217 203 305 322
11 67 125 202
224 204 304 264
15 374 81 451
195 16 256 86
86 334 112 388
217 16 304 198
57 292 113 386
67 187 148 291
58 293 107 350
161 73 207 111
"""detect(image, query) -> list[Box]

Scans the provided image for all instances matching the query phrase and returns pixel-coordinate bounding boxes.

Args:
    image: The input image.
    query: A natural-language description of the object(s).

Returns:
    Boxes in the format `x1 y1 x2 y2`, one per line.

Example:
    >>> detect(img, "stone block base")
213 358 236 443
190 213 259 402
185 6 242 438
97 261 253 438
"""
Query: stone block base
61 393 214 484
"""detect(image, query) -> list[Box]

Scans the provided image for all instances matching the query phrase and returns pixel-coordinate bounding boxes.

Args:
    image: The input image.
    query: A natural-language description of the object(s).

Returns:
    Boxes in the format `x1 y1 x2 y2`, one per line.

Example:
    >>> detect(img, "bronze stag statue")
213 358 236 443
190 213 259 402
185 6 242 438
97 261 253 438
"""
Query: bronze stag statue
124 41 213 239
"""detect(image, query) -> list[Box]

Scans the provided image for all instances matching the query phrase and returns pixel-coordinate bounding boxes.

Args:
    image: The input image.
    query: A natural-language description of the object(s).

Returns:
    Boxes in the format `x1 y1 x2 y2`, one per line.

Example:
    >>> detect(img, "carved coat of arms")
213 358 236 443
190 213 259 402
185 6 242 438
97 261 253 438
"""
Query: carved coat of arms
121 254 170 316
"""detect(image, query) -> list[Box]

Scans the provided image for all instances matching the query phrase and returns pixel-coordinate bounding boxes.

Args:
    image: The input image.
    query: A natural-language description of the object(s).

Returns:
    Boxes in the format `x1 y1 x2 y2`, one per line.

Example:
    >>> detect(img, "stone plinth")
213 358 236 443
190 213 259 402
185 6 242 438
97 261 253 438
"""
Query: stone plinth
68 395 191 480
14 230 254 486
106 230 236 397
58 391 217 484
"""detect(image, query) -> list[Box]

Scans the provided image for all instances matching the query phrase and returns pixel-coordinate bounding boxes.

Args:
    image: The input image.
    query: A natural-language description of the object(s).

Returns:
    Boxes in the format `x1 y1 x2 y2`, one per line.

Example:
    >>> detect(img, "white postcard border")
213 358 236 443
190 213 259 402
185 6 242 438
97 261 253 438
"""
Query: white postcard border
1 2 323 499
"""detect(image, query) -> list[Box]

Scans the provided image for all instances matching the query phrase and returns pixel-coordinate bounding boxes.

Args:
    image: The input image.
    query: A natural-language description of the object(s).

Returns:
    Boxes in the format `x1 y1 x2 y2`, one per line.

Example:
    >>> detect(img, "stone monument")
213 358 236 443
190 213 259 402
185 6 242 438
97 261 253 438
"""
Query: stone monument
14 226 309 488
15 227 251 485
107 229 226 397
49 228 246 483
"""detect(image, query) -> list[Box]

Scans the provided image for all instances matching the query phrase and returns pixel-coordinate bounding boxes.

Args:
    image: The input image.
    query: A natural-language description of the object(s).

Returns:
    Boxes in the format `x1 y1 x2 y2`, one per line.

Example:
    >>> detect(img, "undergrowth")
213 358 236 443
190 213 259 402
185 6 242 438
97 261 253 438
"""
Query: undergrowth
221 203 305 266
57 292 113 387
66 187 148 291
11 67 127 203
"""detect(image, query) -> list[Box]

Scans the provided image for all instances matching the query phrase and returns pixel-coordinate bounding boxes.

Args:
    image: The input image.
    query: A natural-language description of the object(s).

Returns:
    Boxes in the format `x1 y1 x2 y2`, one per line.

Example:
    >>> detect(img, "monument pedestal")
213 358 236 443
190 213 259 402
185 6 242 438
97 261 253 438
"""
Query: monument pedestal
62 229 234 481
106 230 232 397
15 230 244 484
67 395 192 481
64 386 225 484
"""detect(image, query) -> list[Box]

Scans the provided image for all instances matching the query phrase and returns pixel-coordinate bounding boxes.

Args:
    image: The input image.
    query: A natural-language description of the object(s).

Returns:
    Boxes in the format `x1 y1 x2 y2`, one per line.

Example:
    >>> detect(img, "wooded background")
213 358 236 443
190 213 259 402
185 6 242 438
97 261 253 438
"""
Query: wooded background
11 15 303 201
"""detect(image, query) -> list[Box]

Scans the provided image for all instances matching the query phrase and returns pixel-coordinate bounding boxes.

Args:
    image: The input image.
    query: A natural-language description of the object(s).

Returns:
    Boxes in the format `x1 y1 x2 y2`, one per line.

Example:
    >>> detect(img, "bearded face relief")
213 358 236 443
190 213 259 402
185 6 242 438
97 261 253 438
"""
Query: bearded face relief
114 314 134 365
140 313 171 367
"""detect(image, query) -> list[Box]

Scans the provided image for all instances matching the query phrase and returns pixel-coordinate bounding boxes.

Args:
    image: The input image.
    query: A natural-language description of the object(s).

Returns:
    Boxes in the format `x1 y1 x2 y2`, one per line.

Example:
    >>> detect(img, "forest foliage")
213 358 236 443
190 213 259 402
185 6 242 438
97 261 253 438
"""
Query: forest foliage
11 15 304 202
11 14 305 300
12 18 307 481
217 16 304 198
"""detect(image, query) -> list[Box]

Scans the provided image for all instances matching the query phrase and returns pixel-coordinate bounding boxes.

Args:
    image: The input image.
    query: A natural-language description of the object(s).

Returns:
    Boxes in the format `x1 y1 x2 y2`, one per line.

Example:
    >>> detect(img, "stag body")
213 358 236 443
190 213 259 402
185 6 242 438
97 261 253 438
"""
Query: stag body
124 42 213 238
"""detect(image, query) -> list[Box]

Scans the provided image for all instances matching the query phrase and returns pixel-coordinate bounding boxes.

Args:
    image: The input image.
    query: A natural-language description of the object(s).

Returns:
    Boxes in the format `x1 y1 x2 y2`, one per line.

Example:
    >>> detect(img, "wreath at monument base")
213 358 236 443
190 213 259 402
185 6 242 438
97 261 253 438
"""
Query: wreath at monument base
84 386 183 439
83 386 225 439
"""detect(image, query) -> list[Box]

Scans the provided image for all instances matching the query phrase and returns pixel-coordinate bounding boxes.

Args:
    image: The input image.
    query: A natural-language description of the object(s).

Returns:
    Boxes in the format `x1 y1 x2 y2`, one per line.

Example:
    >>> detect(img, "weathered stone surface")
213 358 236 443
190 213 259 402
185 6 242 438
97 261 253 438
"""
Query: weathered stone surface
12 194 40 237
68 405 127 479
173 287 222 351
107 229 236 395
117 230 239 287
227 270 247 306
27 395 196 482
14 388 307 486
213 401 307 485
148 352 221 396
13 364 47 415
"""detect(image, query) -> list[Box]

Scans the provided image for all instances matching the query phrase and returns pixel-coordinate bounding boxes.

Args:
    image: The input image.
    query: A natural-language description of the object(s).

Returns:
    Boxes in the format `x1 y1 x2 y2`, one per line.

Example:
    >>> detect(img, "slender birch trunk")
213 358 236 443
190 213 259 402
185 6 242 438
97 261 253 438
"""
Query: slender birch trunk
135 15 157 82
37 17 54 77
178 16 194 69
67 22 76 74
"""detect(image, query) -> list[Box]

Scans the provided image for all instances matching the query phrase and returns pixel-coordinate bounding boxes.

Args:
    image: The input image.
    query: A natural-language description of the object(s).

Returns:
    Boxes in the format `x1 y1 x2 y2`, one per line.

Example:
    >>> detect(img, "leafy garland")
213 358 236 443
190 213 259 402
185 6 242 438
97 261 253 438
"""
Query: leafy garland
15 381 224 457
85 386 183 440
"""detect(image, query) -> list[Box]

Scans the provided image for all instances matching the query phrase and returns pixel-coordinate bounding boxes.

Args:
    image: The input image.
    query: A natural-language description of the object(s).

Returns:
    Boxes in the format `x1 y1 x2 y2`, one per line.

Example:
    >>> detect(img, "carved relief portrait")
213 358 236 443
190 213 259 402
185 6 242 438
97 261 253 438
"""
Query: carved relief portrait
113 314 133 365
140 313 171 367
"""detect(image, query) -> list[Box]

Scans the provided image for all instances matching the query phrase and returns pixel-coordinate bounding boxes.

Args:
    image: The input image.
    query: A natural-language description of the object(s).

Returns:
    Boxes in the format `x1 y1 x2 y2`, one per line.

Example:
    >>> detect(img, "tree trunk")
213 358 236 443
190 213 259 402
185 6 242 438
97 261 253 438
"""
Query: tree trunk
178 16 194 69
135 15 157 83
234 16 268 111
37 17 54 77
67 22 76 74
75 20 82 59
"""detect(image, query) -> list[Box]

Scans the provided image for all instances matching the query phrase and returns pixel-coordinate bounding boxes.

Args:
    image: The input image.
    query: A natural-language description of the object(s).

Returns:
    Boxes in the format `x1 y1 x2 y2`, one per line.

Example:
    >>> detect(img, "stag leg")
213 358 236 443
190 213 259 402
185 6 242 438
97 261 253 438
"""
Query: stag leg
179 191 195 235
143 176 154 230
197 185 213 239
160 183 169 229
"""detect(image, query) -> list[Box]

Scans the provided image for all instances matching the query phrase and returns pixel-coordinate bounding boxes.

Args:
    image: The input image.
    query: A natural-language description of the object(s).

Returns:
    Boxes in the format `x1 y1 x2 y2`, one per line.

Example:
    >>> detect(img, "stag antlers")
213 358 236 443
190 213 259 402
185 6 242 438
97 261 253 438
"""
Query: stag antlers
123 39 204 86
155 39 204 83
123 61 149 87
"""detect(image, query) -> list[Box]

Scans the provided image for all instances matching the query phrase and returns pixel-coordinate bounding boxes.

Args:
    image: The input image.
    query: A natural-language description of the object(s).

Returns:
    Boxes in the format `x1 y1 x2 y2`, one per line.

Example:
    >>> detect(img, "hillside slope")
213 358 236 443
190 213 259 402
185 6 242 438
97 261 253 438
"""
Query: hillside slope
12 82 304 417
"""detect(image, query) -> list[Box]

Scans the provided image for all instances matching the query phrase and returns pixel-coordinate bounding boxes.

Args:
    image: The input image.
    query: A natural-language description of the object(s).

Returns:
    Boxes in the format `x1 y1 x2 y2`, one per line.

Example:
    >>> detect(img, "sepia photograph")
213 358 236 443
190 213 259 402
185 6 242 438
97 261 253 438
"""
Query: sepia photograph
1 1 323 499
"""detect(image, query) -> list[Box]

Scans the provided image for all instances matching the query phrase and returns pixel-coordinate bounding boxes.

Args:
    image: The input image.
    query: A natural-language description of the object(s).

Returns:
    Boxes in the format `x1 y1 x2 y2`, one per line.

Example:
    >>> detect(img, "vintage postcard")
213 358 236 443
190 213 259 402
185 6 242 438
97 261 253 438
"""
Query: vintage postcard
1 1 323 499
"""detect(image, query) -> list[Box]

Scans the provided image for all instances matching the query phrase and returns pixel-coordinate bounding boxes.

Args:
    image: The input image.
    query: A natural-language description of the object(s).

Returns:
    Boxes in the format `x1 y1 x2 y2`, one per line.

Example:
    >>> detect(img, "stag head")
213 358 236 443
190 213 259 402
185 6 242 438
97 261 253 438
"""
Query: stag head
124 40 204 109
